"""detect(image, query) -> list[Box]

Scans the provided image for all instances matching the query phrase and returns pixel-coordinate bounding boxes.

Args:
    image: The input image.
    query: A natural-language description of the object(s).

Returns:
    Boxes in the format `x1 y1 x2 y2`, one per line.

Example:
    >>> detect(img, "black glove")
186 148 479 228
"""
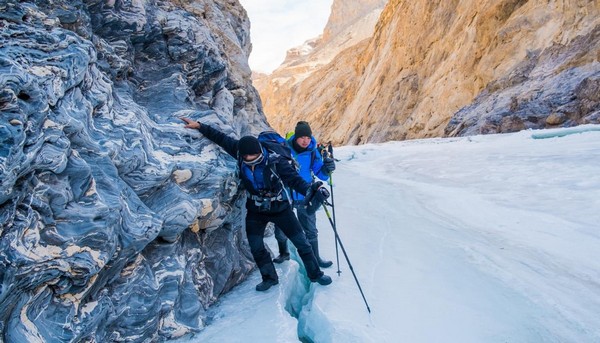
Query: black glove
315 186 330 202
304 182 330 214
322 157 336 174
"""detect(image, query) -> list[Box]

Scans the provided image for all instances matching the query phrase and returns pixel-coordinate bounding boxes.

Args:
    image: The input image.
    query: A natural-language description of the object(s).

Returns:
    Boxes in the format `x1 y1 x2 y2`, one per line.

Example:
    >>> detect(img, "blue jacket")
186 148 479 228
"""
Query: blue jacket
287 135 329 201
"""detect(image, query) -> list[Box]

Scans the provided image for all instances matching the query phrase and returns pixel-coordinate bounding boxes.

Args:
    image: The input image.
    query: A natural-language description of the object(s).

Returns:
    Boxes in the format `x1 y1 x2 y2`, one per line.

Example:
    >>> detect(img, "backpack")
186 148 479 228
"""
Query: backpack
258 130 319 174
258 130 293 161
254 131 296 203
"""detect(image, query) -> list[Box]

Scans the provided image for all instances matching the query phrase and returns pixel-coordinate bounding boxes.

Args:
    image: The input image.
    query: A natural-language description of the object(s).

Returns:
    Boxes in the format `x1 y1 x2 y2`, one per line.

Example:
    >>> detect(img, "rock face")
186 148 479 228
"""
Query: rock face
253 0 386 130
256 0 600 144
0 0 266 341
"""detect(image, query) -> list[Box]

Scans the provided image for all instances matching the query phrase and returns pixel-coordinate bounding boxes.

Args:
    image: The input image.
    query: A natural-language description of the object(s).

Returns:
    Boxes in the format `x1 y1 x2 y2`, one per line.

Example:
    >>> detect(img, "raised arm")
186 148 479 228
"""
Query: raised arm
181 118 239 159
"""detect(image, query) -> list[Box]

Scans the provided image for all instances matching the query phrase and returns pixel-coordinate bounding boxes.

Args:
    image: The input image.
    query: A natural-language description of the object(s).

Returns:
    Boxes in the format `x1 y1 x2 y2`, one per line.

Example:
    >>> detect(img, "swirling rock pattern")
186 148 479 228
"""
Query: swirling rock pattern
0 0 264 341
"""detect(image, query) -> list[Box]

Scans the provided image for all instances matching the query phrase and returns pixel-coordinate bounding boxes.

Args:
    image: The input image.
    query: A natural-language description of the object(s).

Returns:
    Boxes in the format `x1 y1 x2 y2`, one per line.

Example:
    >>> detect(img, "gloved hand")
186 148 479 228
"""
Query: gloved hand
315 186 330 202
322 157 336 174
310 181 323 192
304 182 330 214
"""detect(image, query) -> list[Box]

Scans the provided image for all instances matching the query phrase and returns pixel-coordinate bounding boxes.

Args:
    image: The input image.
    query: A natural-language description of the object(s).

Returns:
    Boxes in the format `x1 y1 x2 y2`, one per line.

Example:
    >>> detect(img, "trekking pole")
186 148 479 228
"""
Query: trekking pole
328 172 341 276
324 148 342 276
322 201 372 313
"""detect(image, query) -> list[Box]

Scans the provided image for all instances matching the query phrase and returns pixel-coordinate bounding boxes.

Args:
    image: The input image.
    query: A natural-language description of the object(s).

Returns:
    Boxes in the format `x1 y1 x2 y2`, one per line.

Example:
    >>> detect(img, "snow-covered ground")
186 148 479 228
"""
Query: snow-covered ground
179 125 600 342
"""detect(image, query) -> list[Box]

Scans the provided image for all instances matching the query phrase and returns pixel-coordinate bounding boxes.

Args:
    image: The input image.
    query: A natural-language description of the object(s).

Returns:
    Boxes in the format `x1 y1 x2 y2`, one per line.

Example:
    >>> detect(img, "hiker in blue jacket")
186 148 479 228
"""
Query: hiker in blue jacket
273 121 336 268
181 117 332 291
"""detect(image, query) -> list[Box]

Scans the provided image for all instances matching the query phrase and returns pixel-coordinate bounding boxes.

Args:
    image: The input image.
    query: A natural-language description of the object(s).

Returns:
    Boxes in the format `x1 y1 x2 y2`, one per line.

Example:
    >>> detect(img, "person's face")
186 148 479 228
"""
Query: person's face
296 136 311 148
243 153 261 162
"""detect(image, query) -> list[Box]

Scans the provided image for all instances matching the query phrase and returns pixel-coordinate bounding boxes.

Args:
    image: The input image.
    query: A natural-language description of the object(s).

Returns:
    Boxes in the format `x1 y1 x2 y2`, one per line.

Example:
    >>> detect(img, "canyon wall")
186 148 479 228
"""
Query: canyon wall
257 0 600 144
0 0 265 341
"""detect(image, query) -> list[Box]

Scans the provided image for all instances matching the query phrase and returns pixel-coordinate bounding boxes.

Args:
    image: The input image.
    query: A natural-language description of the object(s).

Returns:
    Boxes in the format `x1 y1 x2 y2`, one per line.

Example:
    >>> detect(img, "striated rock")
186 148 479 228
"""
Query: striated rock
257 0 600 144
0 0 265 341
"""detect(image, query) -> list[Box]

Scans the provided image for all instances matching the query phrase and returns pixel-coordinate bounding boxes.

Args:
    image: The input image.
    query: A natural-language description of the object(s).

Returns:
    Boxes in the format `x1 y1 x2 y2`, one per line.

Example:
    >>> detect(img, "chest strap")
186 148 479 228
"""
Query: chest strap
249 193 284 202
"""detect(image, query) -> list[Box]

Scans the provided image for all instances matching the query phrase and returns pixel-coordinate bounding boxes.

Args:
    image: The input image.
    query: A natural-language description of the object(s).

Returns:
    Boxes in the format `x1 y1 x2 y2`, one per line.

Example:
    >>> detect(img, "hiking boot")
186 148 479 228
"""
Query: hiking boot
255 279 279 291
310 274 332 286
318 258 333 268
310 239 332 268
273 253 290 264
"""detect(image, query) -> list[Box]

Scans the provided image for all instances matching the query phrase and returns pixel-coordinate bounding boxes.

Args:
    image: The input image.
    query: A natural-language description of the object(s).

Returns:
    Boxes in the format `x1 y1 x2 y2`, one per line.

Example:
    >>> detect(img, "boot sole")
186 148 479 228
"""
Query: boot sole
319 261 333 268
310 276 332 285
272 255 290 264
317 278 332 285
255 280 279 291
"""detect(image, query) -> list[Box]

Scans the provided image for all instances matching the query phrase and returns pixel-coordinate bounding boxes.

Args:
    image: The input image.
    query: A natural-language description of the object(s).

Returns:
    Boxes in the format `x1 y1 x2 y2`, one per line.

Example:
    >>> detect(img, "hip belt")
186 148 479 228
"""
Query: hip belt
249 193 286 211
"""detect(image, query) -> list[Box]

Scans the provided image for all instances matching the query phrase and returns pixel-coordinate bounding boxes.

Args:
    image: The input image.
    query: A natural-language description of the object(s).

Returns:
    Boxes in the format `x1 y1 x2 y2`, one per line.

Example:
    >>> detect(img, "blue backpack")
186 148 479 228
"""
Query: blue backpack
258 130 293 161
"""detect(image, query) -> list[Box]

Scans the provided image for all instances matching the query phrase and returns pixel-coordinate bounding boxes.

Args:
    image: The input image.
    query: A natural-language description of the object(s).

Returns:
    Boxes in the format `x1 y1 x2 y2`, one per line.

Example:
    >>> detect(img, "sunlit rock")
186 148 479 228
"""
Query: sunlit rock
257 0 600 144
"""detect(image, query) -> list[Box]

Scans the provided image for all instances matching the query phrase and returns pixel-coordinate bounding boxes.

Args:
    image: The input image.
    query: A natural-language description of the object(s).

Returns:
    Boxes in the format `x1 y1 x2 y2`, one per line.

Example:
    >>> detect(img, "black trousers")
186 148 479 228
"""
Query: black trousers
246 206 323 281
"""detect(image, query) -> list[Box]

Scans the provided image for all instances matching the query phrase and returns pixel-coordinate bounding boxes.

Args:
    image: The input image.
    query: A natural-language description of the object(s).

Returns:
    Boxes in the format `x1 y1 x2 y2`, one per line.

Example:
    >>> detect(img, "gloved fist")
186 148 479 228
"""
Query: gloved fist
310 182 330 200
310 181 323 192
304 182 330 214
322 157 336 173
316 186 330 201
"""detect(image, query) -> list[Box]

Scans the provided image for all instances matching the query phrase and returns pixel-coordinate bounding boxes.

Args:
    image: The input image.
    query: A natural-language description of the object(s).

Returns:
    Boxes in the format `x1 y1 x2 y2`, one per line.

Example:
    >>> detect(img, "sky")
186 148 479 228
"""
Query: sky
176 125 600 342
238 0 334 73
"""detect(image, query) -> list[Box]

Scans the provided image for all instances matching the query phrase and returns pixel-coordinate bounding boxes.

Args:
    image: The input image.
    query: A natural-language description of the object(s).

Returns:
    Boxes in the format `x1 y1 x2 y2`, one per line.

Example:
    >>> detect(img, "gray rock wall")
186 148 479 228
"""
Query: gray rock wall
0 0 264 341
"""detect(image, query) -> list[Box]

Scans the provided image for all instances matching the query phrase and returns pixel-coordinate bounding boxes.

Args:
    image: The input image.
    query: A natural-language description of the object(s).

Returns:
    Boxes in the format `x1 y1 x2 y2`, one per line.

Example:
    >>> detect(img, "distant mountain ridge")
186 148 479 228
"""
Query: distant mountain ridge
253 0 386 122
256 0 600 144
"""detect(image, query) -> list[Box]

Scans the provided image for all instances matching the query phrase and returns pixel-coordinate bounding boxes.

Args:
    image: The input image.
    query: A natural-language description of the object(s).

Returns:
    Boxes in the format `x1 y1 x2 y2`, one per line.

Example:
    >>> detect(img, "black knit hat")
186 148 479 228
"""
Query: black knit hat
294 121 312 138
238 136 262 156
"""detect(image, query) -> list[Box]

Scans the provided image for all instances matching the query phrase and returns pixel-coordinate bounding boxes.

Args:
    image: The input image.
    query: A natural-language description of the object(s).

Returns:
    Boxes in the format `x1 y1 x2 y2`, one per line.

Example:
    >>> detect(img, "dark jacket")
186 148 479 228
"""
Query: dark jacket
198 124 311 214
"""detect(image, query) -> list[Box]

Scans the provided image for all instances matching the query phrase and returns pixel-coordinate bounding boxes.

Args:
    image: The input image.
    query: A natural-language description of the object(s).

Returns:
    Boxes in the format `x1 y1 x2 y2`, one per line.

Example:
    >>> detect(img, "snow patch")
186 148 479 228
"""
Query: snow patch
530 124 600 139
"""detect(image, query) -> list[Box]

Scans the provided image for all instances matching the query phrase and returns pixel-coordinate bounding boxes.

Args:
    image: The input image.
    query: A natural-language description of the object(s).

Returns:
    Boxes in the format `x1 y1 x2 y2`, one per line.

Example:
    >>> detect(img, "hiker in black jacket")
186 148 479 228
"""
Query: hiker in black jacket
181 117 332 291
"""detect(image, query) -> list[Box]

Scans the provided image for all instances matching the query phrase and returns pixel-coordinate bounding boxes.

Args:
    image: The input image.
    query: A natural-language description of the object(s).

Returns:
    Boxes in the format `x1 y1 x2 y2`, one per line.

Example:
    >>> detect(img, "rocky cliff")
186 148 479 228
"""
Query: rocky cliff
253 0 387 127
0 0 266 341
257 0 600 144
